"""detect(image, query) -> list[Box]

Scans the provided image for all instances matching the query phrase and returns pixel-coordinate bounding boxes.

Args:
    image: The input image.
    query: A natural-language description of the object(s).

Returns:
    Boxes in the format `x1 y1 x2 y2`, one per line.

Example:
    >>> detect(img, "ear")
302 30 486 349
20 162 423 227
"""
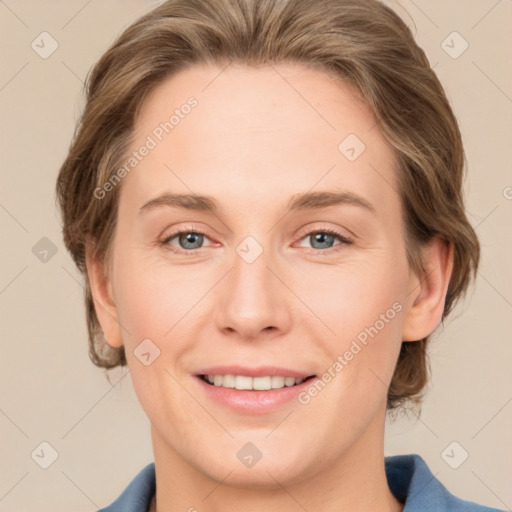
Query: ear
85 242 123 348
402 237 454 342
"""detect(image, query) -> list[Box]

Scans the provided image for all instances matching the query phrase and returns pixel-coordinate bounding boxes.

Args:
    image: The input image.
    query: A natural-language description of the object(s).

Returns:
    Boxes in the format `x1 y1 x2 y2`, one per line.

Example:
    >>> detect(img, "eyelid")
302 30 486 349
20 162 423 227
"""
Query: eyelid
159 224 218 253
291 227 353 255
294 224 353 244
161 222 205 236
159 223 354 255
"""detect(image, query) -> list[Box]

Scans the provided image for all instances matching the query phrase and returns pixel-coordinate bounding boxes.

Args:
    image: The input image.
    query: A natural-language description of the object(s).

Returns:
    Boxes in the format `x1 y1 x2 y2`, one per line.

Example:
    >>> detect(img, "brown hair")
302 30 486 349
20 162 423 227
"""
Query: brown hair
55 0 479 410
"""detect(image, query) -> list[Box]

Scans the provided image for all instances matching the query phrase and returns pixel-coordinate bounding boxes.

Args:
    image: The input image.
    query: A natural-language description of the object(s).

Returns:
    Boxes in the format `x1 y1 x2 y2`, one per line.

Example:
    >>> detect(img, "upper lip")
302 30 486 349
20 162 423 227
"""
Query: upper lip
195 366 315 379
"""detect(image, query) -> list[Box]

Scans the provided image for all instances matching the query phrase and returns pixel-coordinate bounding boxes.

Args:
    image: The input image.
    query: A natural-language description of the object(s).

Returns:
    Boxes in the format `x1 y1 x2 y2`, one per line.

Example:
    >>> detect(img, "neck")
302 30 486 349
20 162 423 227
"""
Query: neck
150 407 402 512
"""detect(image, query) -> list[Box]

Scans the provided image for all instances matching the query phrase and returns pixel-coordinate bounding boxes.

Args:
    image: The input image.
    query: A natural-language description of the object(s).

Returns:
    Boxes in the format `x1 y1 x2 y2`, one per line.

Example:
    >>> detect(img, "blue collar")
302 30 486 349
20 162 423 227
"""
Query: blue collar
99 453 505 511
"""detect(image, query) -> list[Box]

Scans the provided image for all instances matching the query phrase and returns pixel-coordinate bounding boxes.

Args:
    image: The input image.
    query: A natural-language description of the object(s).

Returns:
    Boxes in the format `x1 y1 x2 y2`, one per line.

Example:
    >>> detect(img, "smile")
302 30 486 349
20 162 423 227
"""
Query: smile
199 374 315 390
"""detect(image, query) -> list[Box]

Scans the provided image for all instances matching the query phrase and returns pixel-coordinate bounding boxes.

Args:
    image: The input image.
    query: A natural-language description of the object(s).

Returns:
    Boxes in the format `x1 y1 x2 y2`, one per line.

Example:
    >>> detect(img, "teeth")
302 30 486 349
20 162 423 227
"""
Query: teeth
284 377 296 387
235 375 253 390
204 374 307 390
222 374 236 388
271 376 285 388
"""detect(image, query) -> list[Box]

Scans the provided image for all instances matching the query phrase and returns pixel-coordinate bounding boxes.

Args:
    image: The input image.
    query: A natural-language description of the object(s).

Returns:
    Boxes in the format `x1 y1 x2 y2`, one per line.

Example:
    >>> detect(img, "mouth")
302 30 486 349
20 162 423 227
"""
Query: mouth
193 366 318 413
198 373 317 390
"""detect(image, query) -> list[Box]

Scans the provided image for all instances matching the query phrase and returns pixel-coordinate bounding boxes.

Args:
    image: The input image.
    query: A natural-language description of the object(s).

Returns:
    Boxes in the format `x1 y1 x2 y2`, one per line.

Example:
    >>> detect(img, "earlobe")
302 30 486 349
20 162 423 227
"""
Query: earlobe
402 237 454 342
85 244 124 348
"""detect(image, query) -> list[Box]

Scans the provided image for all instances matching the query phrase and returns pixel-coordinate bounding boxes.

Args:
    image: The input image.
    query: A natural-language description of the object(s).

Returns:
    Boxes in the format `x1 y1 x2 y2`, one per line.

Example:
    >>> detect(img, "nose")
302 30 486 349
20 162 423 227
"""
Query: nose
214 242 292 341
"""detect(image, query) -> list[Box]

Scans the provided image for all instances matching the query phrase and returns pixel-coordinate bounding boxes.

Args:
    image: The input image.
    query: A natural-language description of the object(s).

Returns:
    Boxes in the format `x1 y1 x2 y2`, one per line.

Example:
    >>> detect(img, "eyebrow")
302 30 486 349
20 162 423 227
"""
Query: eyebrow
287 191 376 214
139 190 376 215
140 193 217 213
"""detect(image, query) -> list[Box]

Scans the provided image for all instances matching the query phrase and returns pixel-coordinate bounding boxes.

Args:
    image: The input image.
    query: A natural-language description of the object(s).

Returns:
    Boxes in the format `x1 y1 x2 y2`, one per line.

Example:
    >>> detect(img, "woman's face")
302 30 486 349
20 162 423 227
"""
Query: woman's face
99 63 421 486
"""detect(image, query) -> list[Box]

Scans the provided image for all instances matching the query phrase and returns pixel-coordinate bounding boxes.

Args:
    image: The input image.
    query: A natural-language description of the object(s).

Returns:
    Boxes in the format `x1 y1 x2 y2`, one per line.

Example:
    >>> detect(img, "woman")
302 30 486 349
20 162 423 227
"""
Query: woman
56 0 505 510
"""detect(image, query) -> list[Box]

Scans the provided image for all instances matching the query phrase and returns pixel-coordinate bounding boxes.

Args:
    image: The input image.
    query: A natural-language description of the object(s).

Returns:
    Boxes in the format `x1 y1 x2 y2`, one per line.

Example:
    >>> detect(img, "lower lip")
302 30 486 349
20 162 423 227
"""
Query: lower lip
195 376 316 414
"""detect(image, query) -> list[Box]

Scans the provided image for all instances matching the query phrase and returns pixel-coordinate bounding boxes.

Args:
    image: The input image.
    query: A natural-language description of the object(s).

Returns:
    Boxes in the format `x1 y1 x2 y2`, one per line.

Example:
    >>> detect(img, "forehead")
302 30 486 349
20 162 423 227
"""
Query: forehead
124 62 398 216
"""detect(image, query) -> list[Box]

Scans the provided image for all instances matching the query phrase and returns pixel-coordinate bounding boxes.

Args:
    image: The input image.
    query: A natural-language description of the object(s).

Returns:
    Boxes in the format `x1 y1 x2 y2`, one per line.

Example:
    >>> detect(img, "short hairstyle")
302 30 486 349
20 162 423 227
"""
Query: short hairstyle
56 0 479 411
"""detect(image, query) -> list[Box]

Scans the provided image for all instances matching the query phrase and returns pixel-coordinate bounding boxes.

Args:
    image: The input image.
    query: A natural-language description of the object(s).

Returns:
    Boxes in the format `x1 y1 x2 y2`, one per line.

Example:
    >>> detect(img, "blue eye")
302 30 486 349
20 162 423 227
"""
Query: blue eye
309 232 337 249
159 228 352 256
176 232 204 250
297 229 353 253
161 230 213 253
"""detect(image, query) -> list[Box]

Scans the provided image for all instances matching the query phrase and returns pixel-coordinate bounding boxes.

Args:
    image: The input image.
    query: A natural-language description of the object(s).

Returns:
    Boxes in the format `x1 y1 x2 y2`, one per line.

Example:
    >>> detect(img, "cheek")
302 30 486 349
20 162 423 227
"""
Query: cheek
296 255 408 399
113 238 408 362
112 252 207 343
294 256 407 340
111 257 200 416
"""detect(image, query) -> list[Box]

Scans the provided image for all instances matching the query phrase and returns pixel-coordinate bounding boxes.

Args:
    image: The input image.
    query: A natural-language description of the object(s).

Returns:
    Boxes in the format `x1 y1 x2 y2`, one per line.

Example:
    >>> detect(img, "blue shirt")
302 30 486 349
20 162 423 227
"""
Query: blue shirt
99 453 505 511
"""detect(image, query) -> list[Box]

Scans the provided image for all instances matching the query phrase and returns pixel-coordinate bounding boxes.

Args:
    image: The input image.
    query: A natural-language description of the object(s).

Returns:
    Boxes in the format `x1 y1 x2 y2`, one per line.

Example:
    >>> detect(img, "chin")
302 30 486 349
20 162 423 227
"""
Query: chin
198 456 308 490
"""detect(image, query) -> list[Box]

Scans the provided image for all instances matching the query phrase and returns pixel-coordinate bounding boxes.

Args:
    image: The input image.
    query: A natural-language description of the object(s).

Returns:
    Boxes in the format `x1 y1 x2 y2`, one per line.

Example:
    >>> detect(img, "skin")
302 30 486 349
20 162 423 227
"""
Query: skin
87 62 453 512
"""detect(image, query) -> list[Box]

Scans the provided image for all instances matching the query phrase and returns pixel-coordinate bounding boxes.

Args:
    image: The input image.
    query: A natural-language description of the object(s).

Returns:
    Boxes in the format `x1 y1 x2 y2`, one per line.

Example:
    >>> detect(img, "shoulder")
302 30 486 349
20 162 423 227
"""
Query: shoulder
385 453 506 512
98 462 155 512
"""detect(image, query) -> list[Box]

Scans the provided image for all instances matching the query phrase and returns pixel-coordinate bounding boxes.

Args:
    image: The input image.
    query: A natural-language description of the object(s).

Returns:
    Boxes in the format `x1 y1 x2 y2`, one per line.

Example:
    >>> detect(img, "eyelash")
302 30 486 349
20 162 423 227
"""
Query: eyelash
159 226 353 256
294 227 353 255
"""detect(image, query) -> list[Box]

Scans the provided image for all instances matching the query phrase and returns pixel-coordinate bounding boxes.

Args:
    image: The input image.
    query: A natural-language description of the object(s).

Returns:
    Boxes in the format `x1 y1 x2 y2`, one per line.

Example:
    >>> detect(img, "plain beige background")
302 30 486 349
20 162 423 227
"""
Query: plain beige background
0 0 511 510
